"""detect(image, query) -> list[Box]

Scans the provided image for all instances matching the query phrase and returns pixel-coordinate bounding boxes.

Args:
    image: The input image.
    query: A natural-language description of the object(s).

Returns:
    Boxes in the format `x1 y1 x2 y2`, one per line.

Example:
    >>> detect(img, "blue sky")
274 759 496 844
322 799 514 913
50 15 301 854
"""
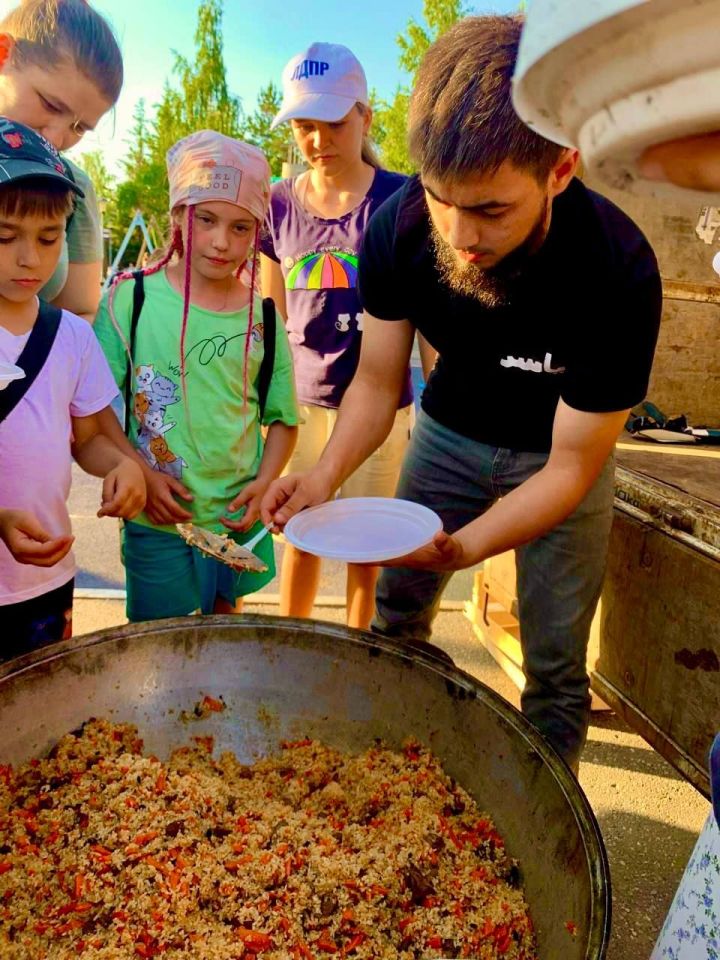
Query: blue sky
0 0 517 174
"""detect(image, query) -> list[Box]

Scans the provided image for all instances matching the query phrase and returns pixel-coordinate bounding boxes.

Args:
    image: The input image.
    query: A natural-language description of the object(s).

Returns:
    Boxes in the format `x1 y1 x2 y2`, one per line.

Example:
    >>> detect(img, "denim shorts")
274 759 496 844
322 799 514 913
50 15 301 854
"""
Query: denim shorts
122 521 275 621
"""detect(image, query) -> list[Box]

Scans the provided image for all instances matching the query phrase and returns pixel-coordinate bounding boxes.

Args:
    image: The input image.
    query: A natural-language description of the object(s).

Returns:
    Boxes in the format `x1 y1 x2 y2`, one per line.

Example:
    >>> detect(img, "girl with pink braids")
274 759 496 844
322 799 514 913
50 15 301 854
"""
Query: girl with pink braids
94 131 299 621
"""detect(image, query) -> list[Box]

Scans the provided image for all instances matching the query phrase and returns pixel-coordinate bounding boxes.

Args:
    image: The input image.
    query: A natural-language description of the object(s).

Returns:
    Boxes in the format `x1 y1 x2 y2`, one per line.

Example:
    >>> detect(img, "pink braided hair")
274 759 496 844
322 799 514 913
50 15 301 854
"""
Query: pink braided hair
242 222 260 417
179 205 203 459
107 209 262 468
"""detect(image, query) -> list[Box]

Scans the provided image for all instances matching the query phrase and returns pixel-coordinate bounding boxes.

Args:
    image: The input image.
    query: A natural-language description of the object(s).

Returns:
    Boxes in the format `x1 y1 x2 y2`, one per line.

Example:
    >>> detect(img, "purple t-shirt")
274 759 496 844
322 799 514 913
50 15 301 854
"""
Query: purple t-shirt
261 169 413 409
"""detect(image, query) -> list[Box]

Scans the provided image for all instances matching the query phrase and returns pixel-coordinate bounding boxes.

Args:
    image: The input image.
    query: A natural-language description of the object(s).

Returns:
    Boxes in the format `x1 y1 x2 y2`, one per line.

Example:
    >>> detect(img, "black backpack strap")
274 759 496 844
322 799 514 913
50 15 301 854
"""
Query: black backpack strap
0 301 62 425
124 271 146 435
258 297 276 421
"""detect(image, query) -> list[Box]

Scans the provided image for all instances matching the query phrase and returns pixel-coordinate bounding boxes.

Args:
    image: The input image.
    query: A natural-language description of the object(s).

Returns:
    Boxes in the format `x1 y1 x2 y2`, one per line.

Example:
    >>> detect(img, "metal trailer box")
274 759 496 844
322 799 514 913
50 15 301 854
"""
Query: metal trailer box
591 444 720 797
466 442 720 797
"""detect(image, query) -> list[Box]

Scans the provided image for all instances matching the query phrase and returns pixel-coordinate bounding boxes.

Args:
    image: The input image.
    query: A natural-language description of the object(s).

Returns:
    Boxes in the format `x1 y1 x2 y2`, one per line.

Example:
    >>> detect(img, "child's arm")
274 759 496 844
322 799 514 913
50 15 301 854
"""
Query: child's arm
95 406 194 526
221 422 298 533
0 509 74 567
71 413 146 520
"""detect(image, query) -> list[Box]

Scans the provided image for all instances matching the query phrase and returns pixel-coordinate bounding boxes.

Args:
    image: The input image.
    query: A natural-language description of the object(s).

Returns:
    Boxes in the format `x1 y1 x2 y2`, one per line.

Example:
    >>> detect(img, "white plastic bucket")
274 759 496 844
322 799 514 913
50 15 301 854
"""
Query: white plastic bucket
513 0 720 200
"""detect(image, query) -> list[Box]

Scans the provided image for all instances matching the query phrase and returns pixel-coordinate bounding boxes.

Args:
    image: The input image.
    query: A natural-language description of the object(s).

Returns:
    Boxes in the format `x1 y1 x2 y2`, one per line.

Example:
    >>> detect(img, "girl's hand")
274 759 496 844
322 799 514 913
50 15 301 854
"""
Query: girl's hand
98 458 147 520
221 479 270 533
0 509 74 567
143 471 194 526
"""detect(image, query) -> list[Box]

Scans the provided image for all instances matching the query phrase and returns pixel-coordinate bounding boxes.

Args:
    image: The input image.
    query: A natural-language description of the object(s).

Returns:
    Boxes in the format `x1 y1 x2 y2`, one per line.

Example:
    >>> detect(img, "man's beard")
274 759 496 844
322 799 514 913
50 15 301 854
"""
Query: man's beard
431 198 550 308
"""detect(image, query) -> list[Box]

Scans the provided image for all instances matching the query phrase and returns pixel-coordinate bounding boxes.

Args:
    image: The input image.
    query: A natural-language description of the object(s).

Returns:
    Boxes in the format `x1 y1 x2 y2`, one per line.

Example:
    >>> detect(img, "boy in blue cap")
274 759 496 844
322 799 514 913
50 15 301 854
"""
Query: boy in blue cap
0 119 145 657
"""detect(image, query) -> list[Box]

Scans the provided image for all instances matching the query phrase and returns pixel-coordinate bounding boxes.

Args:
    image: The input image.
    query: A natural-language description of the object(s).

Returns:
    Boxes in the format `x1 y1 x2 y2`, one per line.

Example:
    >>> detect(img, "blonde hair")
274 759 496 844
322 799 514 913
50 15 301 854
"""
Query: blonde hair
1 0 123 105
356 103 382 169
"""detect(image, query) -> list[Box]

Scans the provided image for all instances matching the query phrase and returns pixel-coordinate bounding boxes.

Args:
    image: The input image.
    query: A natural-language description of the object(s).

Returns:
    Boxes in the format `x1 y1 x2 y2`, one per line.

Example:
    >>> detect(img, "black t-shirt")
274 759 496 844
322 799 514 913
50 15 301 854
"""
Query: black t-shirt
358 175 662 452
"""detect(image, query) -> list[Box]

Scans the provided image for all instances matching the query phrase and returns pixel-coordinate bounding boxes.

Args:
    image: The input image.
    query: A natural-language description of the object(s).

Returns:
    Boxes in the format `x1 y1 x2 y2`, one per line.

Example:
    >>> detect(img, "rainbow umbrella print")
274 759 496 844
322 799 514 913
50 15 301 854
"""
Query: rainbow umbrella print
286 251 358 290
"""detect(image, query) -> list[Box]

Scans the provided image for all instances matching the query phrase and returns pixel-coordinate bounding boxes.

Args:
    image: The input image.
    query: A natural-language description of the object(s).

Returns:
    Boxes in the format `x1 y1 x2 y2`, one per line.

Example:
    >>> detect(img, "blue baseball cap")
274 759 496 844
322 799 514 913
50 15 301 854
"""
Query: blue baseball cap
0 117 84 196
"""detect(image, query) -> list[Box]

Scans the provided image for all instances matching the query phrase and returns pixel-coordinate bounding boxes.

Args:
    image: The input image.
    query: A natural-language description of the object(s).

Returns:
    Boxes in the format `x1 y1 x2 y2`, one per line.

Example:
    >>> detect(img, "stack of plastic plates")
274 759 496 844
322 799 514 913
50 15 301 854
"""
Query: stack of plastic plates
513 0 720 201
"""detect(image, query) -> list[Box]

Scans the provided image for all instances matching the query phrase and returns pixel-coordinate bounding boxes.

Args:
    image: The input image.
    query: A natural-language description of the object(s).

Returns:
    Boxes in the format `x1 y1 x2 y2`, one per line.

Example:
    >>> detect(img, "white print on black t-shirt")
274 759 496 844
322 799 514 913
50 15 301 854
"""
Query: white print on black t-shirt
500 352 566 375
335 312 364 332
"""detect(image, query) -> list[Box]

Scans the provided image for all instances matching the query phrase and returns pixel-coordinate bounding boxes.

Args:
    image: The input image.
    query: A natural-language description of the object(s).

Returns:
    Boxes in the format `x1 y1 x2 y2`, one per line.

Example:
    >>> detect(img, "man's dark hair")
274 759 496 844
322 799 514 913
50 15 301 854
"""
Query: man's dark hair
0 179 74 220
408 15 565 183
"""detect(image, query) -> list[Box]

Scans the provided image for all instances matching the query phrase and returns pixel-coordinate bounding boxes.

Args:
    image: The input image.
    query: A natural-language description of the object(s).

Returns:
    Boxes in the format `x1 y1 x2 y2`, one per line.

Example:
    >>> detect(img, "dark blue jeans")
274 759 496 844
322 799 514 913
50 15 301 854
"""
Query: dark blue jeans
0 577 74 662
373 410 615 766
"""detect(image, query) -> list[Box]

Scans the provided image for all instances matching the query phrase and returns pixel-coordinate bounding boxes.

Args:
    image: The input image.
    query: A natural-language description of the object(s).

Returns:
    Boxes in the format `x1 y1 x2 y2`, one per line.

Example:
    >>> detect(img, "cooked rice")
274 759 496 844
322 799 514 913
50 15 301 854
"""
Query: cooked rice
0 718 537 958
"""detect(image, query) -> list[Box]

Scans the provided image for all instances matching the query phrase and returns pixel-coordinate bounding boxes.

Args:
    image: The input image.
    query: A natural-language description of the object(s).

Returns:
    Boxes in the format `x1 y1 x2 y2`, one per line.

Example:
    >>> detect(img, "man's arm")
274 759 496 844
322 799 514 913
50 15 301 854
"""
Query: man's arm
262 313 415 526
396 400 627 571
71 413 146 519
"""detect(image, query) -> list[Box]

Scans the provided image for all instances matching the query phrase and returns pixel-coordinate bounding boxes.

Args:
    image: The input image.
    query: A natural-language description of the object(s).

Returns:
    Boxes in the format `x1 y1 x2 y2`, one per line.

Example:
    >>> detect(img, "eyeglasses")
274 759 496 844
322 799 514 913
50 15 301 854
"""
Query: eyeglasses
70 110 116 148
34 87 113 144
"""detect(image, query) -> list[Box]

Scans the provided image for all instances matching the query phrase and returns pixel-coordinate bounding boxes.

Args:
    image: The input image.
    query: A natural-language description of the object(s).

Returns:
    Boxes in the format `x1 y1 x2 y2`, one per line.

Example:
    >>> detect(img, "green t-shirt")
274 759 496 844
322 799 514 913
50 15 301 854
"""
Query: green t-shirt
94 270 300 535
40 160 103 303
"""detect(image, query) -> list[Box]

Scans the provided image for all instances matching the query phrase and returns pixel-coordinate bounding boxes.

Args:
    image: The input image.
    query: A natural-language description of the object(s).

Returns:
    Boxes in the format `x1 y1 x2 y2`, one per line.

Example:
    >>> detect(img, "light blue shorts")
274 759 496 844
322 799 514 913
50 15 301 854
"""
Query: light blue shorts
122 520 275 621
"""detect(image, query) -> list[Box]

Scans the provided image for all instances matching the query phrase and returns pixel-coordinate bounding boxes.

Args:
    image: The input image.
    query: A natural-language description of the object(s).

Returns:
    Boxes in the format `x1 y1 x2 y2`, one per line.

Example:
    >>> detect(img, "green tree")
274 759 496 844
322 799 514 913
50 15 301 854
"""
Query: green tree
170 0 242 139
111 0 242 264
244 81 291 178
76 149 115 204
76 149 118 271
112 100 166 267
397 0 468 75
374 0 467 173
372 89 414 175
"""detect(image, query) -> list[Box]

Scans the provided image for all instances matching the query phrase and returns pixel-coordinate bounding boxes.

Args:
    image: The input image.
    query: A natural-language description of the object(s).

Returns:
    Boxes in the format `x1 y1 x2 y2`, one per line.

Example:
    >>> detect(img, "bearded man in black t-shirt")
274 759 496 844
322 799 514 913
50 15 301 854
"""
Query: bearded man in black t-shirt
262 15 662 769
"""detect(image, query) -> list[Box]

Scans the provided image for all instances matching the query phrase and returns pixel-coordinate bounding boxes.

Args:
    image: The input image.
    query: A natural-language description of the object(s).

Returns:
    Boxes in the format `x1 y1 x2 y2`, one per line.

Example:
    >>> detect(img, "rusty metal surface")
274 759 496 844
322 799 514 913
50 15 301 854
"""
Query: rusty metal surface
593 506 719 797
589 672 711 798
614 463 720 558
0 615 610 960
616 449 720 508
662 278 720 304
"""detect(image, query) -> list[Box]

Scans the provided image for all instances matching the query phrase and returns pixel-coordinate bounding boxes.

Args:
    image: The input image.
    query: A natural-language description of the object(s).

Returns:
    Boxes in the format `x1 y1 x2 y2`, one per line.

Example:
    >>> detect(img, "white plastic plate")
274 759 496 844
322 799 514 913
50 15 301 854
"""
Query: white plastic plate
284 497 443 563
0 362 25 392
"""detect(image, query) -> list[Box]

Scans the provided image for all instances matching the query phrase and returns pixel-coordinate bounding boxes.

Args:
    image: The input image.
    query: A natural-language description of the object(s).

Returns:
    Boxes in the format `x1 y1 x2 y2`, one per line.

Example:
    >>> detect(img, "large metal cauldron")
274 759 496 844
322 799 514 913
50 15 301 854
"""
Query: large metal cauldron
0 616 610 958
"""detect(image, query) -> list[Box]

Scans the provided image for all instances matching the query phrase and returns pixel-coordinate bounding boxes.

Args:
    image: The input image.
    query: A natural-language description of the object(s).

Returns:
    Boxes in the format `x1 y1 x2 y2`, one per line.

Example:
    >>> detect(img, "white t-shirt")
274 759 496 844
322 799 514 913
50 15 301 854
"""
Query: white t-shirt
0 307 118 605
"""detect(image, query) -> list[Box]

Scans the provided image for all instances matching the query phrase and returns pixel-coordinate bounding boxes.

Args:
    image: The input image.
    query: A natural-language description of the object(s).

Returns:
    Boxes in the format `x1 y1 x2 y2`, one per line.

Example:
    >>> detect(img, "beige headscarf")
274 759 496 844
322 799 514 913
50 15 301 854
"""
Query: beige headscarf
166 130 271 222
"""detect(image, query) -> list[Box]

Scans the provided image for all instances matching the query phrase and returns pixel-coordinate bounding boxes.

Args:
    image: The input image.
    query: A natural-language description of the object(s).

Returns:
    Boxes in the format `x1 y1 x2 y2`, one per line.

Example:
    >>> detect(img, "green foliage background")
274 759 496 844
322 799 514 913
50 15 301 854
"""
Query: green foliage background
79 0 469 268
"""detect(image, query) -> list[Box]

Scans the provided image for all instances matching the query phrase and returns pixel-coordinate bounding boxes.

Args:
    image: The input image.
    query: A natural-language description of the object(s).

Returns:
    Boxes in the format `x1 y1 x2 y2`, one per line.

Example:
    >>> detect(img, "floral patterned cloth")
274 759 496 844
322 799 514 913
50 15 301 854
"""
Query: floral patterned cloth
652 735 720 960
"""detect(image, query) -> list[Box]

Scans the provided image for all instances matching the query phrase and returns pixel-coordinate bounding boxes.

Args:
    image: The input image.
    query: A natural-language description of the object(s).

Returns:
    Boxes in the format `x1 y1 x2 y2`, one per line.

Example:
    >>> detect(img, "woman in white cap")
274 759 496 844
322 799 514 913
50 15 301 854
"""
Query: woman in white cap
261 42 410 630
94 131 300 622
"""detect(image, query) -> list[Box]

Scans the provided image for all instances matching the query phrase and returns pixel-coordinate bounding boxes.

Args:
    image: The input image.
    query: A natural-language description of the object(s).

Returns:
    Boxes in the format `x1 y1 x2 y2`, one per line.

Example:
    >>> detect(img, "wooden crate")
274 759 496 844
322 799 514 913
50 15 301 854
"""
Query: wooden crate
466 444 720 796
465 552 609 712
